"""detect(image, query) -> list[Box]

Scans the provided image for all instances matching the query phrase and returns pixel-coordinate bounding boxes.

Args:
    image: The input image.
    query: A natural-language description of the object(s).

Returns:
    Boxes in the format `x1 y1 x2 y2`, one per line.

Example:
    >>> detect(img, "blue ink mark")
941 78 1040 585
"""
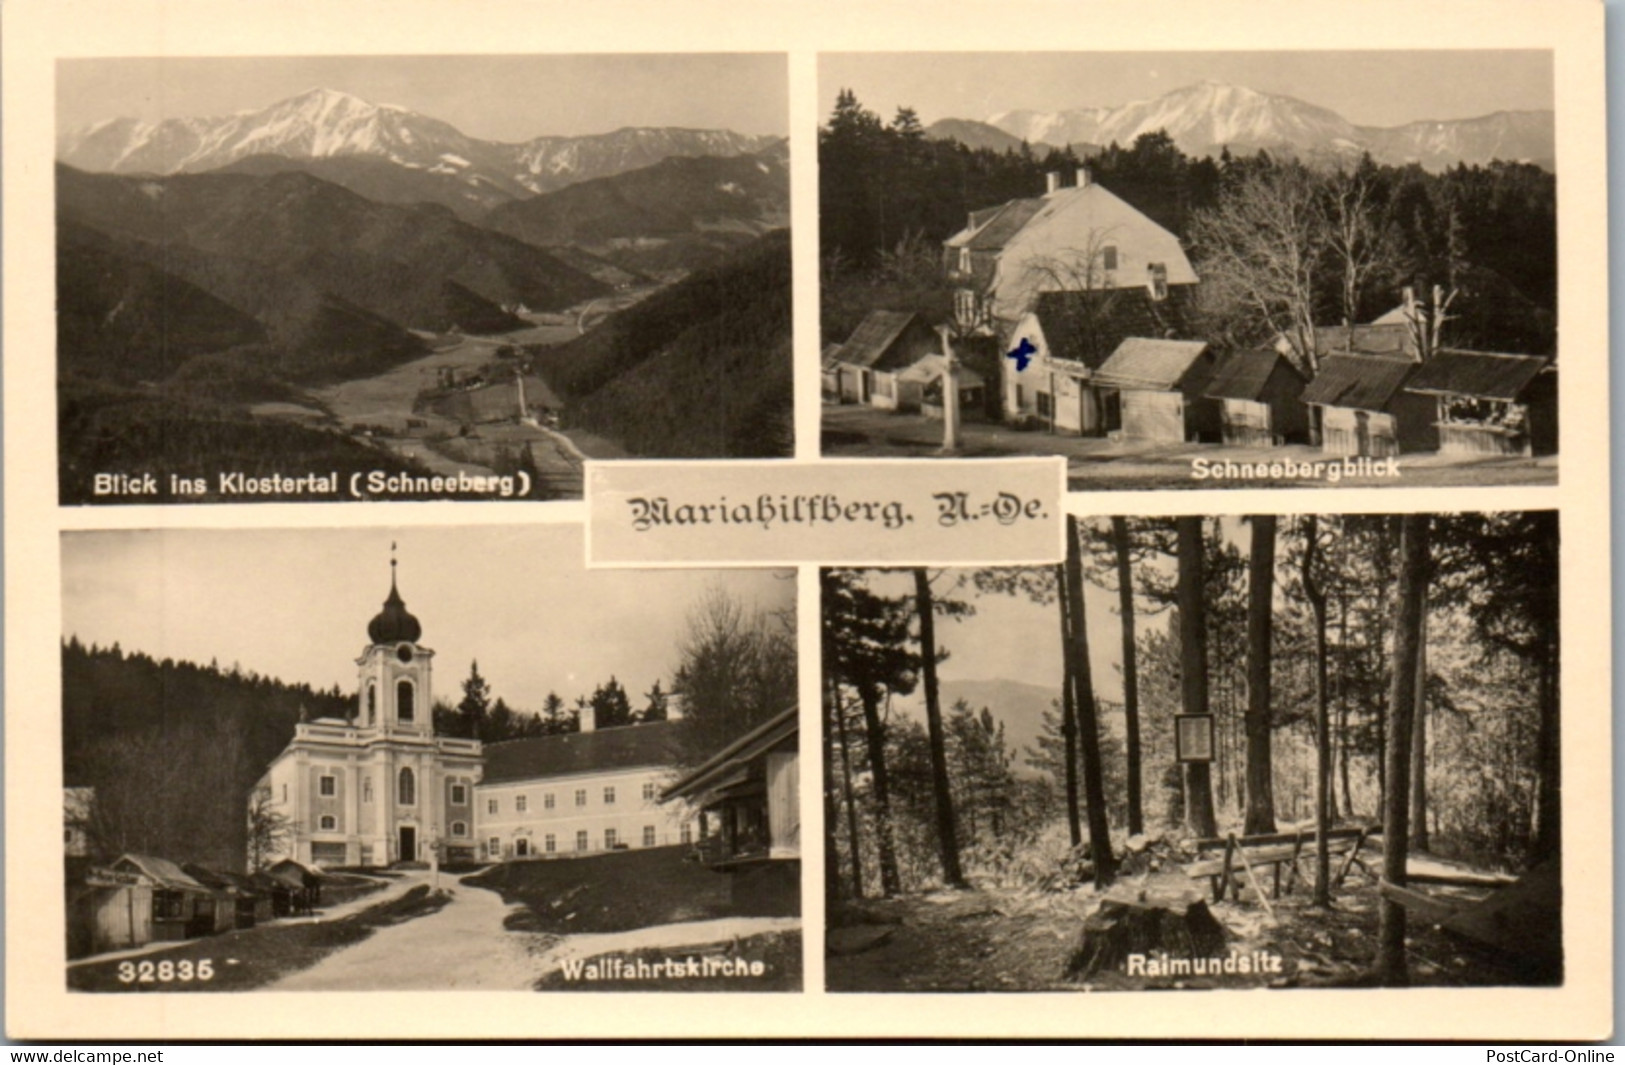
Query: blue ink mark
1006 337 1036 372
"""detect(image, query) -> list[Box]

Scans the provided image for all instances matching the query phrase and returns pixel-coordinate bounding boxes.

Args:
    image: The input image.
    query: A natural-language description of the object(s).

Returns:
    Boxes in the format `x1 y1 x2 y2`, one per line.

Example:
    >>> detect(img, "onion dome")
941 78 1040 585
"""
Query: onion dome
367 563 421 645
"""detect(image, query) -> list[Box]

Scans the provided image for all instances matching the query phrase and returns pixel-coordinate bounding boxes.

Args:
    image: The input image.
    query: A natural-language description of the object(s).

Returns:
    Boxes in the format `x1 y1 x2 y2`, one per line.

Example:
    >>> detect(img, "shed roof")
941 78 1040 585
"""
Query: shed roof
1300 355 1417 411
482 720 680 786
662 706 797 804
836 310 928 370
1206 349 1303 402
113 853 209 893
1095 338 1209 390
1405 350 1550 400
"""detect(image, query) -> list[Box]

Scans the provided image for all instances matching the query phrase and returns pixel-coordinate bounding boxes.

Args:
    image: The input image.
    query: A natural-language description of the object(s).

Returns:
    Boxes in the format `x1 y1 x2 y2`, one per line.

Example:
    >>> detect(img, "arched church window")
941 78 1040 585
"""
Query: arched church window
399 767 416 806
397 680 415 723
319 815 337 831
366 683 377 725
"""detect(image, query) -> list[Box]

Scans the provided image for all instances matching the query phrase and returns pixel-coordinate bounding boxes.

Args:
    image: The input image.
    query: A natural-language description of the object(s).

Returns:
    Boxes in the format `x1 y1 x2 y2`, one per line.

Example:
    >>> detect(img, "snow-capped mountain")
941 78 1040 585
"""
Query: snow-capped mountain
57 87 783 195
982 81 1552 170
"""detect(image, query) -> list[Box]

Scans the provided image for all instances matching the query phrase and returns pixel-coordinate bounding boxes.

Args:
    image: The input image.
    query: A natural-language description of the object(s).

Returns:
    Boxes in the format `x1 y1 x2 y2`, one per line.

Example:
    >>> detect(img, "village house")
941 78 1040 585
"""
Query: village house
1204 348 1309 447
477 715 694 861
1404 350 1557 458
1089 337 1219 443
1003 286 1201 434
662 705 799 912
1300 354 1438 457
944 168 1198 341
830 310 941 409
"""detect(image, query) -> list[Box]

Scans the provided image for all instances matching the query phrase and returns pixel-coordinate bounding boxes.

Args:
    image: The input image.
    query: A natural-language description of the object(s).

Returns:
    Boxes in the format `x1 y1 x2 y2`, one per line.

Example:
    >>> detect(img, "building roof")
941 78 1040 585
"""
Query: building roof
1300 355 1418 411
1405 350 1550 400
945 198 1047 251
836 310 930 370
662 706 797 804
482 720 681 785
1094 338 1209 390
367 565 422 645
113 853 209 893
1206 349 1304 402
1029 287 1200 372
897 354 987 390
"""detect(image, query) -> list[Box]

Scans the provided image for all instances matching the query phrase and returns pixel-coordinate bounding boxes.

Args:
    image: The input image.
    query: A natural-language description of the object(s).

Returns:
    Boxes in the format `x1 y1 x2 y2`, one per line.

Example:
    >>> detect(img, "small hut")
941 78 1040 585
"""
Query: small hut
1205 349 1308 446
831 311 940 410
67 854 221 957
1301 354 1437 457
183 865 270 931
1092 338 1218 443
899 354 987 422
1404 350 1556 457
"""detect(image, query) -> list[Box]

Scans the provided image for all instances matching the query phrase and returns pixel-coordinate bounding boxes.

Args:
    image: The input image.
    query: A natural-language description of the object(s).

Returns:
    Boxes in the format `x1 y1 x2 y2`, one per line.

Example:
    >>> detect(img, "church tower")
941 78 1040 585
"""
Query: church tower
356 551 434 739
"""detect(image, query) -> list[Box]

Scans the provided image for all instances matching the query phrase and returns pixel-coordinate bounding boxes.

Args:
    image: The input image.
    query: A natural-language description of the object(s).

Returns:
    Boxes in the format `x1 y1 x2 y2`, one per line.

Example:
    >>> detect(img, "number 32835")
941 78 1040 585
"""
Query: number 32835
117 958 214 984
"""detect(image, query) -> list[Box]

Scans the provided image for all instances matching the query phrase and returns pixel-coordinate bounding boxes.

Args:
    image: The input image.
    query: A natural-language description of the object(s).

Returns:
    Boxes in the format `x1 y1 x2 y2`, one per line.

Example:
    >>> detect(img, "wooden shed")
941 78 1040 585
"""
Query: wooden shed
662 706 799 913
1404 350 1556 457
1205 349 1309 446
832 311 940 410
67 854 221 958
899 354 987 422
1092 338 1219 443
1301 354 1437 457
184 865 271 931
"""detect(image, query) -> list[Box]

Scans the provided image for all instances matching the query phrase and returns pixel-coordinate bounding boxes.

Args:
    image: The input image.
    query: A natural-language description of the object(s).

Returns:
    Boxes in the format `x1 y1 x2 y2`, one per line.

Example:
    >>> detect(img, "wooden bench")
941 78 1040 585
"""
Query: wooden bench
1184 826 1381 917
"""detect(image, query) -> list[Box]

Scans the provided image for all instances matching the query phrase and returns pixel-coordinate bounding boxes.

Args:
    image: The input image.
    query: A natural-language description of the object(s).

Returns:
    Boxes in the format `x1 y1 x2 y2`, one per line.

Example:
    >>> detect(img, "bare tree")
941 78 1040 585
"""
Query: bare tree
1326 165 1403 343
246 785 294 873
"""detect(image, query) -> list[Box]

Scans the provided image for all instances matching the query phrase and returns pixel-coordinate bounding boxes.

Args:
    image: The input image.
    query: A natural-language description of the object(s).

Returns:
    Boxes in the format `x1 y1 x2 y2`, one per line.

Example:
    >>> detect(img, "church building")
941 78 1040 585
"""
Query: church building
254 560 484 867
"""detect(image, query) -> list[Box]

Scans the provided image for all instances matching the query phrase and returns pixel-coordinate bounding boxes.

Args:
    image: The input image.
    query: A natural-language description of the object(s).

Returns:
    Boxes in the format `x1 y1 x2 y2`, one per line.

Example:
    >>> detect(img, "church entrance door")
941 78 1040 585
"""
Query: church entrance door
399 825 416 863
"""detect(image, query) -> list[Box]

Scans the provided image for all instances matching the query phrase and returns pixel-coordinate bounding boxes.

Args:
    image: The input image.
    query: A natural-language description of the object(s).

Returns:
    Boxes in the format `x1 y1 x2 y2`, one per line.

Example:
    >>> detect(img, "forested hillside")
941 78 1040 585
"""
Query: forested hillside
530 229 792 458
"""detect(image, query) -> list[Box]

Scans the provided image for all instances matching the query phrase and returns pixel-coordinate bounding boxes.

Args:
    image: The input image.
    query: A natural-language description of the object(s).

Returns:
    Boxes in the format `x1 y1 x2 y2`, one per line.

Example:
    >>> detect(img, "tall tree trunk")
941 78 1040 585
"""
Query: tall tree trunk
857 682 902 896
823 682 844 907
914 568 965 889
1337 594 1352 820
1176 516 1218 839
1244 515 1278 836
1111 517 1144 836
831 682 865 899
1065 518 1117 887
1302 516 1332 906
1056 563 1083 847
1376 514 1431 986
1409 607 1429 853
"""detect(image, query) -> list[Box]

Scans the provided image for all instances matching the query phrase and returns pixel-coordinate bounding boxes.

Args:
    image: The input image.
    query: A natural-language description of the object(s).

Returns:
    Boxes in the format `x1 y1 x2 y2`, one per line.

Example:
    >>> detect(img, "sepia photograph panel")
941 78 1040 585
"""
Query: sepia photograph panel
818 52 1558 492
57 54 791 505
822 511 1559 991
61 526 800 992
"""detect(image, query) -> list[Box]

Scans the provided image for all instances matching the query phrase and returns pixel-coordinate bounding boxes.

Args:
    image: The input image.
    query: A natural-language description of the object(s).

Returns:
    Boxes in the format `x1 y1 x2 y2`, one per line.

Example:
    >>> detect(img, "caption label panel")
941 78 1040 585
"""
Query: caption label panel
587 459 1065 567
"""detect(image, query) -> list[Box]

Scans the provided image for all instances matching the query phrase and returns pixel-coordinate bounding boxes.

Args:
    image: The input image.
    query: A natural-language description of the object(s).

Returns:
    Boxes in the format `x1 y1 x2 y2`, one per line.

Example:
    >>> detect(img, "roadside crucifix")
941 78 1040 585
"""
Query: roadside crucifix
936 326 961 454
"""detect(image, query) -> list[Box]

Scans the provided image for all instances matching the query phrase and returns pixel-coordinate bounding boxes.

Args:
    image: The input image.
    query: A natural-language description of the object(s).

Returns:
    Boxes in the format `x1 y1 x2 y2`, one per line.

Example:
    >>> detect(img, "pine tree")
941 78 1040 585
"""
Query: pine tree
458 660 492 740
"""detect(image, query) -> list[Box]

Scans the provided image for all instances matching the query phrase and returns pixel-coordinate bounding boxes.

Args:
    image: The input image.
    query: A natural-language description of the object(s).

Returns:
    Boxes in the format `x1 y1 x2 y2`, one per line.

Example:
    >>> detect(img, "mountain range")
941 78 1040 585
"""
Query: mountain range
930 81 1552 171
58 87 785 217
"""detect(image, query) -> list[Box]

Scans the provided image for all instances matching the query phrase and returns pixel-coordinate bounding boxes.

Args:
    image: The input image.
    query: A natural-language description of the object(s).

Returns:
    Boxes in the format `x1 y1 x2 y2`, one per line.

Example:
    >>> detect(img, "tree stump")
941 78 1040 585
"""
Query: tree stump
1067 877 1229 979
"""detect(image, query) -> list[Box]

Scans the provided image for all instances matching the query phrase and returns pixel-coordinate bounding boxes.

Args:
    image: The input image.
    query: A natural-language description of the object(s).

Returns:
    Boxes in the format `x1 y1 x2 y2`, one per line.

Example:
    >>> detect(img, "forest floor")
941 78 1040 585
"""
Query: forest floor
826 860 1554 992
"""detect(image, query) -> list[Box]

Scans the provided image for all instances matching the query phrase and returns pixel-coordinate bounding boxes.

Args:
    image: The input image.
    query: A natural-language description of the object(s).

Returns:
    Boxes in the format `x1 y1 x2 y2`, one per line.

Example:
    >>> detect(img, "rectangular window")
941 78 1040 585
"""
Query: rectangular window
681 823 693 845
515 795 528 813
450 784 467 805
488 837 501 857
642 782 656 802
603 786 616 805
152 890 184 920
643 826 656 847
451 821 467 837
575 789 587 807
1037 391 1053 418
958 247 971 274
545 834 556 854
605 828 618 849
319 775 336 797
576 830 589 852
487 798 498 815
544 793 555 810
319 815 337 831
1102 245 1119 271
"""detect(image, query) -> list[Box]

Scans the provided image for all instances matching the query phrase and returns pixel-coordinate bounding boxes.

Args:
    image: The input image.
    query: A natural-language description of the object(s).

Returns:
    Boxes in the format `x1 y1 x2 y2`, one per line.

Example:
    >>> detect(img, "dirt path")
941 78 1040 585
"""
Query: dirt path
270 873 549 991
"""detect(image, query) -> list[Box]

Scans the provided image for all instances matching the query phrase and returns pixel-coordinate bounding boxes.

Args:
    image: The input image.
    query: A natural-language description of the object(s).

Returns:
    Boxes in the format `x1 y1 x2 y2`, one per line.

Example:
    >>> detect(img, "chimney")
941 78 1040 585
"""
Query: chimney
580 705 596 733
1076 166 1092 188
1044 171 1061 195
